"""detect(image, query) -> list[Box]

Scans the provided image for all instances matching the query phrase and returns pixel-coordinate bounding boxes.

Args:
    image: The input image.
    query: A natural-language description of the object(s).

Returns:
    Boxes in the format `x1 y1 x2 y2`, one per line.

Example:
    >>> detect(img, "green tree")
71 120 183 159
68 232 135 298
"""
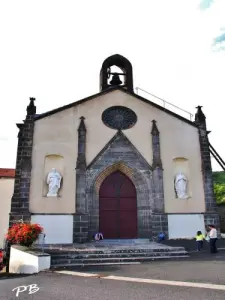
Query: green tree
214 183 225 204
213 171 225 204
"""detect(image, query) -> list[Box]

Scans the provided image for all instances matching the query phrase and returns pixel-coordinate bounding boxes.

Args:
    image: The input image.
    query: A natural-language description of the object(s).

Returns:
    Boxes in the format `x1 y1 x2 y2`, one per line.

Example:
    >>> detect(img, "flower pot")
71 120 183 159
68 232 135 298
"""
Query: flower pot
19 241 34 247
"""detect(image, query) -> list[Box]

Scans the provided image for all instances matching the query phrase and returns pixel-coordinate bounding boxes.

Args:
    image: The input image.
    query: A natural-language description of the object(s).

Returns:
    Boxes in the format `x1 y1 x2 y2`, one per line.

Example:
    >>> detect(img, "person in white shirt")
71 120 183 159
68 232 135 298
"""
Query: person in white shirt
208 225 218 253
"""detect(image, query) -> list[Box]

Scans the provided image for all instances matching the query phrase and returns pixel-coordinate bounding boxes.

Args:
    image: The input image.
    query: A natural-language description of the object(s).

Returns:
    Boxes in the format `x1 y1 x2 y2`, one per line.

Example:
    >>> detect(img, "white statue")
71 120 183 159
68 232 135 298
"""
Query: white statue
174 172 188 199
46 168 62 197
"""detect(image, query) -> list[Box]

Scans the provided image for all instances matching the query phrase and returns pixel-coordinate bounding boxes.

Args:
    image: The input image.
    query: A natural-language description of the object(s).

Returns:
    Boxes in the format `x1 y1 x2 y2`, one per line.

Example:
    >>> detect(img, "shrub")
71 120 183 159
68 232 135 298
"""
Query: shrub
0 251 4 271
6 222 43 247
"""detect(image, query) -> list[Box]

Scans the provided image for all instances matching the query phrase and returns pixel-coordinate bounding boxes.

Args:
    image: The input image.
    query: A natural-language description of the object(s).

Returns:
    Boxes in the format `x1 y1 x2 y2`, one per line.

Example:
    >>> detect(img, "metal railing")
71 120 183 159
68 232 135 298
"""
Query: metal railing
135 87 193 121
209 143 225 171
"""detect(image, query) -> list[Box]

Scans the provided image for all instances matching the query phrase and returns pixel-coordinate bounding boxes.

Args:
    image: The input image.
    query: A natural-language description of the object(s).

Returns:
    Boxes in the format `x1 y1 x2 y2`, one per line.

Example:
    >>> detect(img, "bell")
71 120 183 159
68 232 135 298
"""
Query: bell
109 73 122 86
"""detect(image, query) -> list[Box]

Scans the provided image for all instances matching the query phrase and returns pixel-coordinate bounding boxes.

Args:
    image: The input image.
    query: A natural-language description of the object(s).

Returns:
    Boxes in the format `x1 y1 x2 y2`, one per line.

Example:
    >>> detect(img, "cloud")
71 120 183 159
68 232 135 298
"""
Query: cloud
199 0 214 10
199 0 225 50
213 31 225 45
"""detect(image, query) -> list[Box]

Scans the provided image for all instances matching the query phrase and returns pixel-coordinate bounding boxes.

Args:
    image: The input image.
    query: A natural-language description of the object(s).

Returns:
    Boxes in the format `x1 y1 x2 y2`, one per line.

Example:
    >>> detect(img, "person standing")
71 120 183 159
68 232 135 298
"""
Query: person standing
208 225 218 253
195 231 205 251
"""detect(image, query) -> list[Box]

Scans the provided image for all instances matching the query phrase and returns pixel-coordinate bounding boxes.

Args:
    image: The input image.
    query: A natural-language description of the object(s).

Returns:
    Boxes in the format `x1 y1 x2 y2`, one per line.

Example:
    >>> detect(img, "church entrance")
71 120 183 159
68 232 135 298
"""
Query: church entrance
99 171 137 239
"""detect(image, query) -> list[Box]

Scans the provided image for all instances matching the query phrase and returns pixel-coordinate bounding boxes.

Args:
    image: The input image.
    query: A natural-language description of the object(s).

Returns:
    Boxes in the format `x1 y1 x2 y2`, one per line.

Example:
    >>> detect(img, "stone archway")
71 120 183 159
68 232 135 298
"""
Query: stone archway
86 161 154 239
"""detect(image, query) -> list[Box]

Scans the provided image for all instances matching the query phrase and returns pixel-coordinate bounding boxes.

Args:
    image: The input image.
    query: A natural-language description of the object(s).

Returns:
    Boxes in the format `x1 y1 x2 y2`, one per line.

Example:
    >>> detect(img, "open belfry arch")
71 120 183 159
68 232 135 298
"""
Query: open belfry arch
9 54 221 243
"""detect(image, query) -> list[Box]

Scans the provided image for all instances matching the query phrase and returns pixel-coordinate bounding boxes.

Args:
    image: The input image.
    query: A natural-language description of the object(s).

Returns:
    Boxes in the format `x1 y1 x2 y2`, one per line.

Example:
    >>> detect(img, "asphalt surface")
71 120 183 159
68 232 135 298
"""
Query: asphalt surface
52 249 225 285
1 248 225 300
1 271 225 300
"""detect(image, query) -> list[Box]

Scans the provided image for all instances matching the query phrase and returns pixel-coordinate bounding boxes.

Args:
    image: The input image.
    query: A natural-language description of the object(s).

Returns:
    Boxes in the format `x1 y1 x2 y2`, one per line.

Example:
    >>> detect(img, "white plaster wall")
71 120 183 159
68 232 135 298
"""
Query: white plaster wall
9 246 50 274
9 247 38 273
0 178 14 248
38 255 51 272
30 89 205 214
31 215 73 244
168 214 205 239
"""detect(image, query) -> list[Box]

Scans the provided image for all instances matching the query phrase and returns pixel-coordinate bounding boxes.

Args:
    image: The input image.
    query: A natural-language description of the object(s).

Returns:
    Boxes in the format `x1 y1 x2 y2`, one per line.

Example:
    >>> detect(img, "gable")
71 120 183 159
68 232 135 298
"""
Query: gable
33 89 200 168
88 130 152 171
35 88 196 128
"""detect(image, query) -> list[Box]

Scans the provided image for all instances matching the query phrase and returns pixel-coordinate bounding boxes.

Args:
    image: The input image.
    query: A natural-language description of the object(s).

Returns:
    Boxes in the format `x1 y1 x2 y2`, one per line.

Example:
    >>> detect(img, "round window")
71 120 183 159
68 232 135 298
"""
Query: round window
102 106 137 130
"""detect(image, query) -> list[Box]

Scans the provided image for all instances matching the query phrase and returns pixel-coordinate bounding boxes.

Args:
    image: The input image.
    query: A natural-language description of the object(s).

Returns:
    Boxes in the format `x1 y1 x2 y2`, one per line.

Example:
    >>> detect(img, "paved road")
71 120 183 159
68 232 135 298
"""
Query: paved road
1 250 225 300
1 271 225 300
53 249 225 285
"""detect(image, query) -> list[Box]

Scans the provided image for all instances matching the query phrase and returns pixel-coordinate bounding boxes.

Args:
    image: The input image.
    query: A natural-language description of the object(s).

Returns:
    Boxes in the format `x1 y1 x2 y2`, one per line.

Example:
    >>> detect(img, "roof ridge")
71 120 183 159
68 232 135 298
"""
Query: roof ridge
34 87 197 127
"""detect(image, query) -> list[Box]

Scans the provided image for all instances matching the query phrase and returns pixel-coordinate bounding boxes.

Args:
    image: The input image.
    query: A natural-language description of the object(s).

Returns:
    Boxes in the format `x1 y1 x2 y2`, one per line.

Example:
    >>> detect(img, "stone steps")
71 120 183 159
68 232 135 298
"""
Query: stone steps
50 255 189 268
51 251 187 260
41 245 189 268
44 246 185 255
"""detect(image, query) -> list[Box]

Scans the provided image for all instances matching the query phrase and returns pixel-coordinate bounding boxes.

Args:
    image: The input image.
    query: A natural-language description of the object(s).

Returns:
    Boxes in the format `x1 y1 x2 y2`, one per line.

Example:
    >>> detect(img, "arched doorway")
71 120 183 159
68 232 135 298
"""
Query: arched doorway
99 171 137 239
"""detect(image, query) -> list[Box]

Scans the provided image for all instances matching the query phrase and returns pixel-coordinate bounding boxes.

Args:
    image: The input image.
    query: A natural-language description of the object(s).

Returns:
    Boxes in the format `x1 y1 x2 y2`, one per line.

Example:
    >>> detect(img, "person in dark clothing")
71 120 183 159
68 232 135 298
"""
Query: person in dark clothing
208 225 218 254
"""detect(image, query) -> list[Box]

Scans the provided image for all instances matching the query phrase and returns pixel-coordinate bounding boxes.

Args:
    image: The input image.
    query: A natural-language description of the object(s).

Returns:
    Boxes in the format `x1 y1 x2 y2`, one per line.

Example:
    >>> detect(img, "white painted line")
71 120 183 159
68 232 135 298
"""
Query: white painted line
104 275 225 291
56 271 98 277
53 262 141 267
55 271 225 291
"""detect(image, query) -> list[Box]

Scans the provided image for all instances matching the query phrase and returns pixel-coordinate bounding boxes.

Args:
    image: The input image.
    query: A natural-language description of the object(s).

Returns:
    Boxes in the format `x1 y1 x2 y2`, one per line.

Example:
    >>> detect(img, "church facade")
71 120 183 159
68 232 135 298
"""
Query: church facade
9 54 220 244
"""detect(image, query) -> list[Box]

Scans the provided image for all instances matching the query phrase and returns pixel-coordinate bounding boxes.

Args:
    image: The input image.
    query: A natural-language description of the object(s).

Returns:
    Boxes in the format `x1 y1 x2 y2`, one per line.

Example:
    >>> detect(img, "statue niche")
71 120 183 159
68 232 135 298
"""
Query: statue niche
174 172 188 199
46 168 62 197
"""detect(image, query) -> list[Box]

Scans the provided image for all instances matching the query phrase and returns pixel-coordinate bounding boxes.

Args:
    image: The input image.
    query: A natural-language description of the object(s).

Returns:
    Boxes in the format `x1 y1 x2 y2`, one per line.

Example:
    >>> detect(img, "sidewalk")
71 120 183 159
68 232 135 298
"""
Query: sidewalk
161 238 225 252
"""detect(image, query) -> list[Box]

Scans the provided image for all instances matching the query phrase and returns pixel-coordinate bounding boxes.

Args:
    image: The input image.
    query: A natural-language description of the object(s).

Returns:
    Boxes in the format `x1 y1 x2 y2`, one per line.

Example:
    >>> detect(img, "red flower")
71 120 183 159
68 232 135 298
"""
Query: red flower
5 223 43 246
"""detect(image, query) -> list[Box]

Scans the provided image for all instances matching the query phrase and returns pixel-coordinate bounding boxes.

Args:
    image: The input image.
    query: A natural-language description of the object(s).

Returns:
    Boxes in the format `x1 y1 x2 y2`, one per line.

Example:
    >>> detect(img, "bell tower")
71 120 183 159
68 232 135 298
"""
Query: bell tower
100 54 134 93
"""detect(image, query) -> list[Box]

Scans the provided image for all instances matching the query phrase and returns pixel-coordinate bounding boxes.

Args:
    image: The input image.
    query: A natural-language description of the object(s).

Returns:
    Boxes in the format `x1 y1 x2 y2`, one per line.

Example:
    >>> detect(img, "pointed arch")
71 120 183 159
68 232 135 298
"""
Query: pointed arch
86 161 154 239
95 161 135 193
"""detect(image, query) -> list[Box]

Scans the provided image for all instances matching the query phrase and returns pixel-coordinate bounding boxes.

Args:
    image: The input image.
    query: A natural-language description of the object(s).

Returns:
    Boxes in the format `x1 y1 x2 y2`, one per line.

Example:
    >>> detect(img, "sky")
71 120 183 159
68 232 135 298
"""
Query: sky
0 0 224 171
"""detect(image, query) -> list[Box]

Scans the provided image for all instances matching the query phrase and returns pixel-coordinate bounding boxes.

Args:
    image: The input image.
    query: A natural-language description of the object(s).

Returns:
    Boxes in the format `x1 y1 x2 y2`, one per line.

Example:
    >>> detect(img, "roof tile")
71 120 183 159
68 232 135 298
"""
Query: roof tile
0 168 15 178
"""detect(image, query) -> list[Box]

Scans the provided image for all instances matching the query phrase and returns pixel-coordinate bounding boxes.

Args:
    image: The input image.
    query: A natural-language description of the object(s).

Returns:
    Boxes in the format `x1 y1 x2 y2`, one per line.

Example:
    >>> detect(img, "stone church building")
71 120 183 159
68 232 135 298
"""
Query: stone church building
9 54 219 244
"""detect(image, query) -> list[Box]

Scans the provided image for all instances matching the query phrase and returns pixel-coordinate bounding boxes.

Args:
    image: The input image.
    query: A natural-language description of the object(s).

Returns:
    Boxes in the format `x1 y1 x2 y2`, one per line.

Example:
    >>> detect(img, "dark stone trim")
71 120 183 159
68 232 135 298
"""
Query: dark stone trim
34 87 197 128
87 130 153 170
9 213 31 227
151 120 162 170
75 170 86 214
73 214 89 243
152 167 164 213
76 116 86 170
75 117 87 215
9 98 36 226
151 214 168 238
151 120 164 213
194 106 217 213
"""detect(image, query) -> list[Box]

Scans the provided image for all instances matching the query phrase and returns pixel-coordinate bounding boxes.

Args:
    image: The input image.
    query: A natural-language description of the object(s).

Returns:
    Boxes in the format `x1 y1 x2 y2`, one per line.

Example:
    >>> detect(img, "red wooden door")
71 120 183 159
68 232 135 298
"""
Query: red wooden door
99 171 137 239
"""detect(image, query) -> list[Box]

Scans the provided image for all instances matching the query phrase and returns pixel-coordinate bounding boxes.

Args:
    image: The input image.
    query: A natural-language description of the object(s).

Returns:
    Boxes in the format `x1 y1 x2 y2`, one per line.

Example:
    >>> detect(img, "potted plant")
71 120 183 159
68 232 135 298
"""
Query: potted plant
0 250 4 271
6 221 43 247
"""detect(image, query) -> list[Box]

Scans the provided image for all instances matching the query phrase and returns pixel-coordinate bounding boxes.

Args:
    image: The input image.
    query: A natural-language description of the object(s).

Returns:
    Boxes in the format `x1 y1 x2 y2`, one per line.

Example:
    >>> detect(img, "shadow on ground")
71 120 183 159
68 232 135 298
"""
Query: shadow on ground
0 273 34 280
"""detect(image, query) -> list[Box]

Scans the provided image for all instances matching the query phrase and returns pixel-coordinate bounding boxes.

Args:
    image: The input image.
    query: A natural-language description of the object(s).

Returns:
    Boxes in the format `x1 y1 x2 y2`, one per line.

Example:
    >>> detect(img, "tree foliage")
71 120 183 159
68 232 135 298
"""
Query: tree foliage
213 171 225 204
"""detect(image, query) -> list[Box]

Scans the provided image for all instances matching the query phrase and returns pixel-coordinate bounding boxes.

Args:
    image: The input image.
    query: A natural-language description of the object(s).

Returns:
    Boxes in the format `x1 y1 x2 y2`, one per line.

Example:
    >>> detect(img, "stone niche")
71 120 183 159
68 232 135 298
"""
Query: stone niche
42 154 64 197
173 157 191 199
